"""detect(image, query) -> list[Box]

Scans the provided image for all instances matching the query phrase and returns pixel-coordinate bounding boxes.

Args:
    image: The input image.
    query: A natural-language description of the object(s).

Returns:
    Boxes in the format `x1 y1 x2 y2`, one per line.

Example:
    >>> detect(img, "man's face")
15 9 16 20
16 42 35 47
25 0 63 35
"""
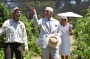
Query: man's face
13 10 21 18
13 10 21 22
43 10 52 18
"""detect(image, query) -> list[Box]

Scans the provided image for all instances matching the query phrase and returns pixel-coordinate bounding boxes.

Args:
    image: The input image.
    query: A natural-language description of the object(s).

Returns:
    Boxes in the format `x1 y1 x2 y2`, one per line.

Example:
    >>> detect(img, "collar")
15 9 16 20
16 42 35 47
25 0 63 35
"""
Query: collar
45 17 54 21
11 18 20 24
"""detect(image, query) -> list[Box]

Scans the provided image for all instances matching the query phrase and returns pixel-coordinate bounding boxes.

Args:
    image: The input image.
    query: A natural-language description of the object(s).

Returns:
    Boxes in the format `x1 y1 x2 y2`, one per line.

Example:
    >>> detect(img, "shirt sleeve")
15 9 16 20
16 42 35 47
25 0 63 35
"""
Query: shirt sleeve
57 22 62 36
0 21 8 35
22 24 28 49
33 14 41 26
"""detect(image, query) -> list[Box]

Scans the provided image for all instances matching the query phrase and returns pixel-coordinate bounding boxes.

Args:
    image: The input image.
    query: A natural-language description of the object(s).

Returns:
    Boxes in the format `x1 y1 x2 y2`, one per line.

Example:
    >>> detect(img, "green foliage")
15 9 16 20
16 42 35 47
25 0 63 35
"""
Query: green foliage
0 2 11 27
0 49 4 59
26 1 56 8
20 15 41 59
0 2 41 59
71 7 90 59
54 15 60 21
0 2 11 59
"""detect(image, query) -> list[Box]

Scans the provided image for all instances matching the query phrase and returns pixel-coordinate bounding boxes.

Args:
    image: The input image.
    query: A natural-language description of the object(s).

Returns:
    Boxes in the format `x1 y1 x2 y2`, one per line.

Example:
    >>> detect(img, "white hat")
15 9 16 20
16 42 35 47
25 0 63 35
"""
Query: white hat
60 16 68 21
12 7 21 13
45 7 53 13
46 34 61 48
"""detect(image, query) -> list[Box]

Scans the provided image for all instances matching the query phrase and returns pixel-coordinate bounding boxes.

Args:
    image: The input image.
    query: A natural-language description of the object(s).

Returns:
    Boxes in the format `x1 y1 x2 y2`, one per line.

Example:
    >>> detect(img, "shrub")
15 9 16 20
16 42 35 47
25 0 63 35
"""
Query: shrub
71 7 90 59
0 2 11 59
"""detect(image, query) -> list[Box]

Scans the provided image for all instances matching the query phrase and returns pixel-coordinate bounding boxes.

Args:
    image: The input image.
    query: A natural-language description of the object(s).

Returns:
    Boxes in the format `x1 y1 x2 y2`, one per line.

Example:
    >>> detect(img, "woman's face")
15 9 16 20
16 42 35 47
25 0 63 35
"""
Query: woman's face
60 19 68 26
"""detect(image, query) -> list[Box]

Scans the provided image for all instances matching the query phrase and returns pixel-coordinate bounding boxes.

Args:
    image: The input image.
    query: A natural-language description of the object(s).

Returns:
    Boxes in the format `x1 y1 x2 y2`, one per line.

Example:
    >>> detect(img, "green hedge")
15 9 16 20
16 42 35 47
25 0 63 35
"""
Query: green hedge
71 7 90 59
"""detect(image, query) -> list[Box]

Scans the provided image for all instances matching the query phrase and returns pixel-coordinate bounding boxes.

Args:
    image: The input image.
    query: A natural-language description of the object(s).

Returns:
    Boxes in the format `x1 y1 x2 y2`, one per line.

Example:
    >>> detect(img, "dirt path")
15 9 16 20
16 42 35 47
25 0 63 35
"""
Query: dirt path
32 35 75 59
32 57 41 59
70 35 75 52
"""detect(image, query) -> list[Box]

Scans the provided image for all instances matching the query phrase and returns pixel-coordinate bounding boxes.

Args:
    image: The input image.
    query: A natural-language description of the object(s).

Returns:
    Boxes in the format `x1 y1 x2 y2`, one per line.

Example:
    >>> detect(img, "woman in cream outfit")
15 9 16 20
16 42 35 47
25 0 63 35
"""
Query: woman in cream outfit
59 16 72 59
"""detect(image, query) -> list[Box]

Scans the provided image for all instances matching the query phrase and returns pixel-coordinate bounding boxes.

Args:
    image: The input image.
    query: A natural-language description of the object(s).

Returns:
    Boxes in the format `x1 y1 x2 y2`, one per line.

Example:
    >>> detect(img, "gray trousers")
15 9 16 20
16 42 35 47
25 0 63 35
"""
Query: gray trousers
41 45 60 59
5 43 22 59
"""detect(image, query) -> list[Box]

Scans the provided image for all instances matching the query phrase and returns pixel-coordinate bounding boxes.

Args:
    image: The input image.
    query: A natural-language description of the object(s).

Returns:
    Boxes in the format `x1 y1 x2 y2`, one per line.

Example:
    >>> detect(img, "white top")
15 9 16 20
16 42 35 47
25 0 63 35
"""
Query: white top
0 19 28 49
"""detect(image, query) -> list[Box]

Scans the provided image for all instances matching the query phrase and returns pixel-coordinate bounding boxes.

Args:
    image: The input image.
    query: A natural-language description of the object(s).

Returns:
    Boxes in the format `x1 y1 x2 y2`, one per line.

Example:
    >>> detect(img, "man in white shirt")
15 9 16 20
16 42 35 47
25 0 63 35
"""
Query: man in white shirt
32 7 61 59
0 7 28 59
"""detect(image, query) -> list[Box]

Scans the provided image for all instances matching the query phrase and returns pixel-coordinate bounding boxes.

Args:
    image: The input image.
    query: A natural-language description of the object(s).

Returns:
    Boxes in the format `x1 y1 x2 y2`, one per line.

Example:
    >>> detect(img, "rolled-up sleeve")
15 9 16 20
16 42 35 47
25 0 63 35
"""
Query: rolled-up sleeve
0 21 7 35
33 14 41 26
22 24 28 49
57 22 62 36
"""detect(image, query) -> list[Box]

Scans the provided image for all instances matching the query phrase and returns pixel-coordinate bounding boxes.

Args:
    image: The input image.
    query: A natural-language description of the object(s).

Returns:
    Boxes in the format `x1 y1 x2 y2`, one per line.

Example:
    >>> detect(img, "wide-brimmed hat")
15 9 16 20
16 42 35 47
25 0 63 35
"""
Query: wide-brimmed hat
46 34 61 48
12 7 22 13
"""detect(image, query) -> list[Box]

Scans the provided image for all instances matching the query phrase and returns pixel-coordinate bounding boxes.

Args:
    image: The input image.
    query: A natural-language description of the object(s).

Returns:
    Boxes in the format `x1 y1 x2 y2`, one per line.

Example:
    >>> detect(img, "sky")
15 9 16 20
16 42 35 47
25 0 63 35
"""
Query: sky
70 0 88 4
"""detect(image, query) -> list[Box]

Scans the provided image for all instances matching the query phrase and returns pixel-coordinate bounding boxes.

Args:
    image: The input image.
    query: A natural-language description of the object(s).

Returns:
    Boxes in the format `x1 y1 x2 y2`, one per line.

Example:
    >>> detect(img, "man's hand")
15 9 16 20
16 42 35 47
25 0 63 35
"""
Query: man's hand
55 33 58 36
31 7 36 14
25 48 28 54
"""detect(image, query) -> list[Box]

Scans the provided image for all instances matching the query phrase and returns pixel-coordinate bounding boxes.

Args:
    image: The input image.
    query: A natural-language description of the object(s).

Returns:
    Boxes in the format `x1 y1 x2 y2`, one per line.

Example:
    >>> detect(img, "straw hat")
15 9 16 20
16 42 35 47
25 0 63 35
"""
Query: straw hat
12 7 22 13
46 34 61 48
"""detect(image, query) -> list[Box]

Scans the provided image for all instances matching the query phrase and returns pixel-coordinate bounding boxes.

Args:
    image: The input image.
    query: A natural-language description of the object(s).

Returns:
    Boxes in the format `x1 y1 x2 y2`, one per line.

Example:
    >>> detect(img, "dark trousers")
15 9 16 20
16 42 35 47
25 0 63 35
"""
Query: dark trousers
5 43 22 59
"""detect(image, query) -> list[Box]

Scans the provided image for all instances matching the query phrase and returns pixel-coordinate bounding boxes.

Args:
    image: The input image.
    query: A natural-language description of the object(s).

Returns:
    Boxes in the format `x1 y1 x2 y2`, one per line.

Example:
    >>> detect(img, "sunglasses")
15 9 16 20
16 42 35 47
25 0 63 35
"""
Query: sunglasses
61 19 66 21
44 10 49 13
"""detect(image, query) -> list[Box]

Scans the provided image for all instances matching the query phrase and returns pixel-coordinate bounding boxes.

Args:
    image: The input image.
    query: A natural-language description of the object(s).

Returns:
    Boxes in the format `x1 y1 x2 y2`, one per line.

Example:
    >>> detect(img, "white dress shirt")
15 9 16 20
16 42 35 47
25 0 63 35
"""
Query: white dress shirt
0 19 28 49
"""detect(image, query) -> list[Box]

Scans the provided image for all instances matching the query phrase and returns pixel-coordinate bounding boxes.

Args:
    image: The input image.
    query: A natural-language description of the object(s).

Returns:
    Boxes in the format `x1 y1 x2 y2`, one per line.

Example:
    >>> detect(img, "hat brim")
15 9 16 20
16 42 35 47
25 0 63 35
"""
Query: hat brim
46 34 61 48
12 7 22 13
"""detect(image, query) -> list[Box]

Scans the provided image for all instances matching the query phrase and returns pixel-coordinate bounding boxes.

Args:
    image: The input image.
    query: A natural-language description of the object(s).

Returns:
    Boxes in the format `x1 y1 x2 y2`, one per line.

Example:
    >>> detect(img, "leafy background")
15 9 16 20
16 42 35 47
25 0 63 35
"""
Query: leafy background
0 2 41 59
71 7 90 59
1 1 90 59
